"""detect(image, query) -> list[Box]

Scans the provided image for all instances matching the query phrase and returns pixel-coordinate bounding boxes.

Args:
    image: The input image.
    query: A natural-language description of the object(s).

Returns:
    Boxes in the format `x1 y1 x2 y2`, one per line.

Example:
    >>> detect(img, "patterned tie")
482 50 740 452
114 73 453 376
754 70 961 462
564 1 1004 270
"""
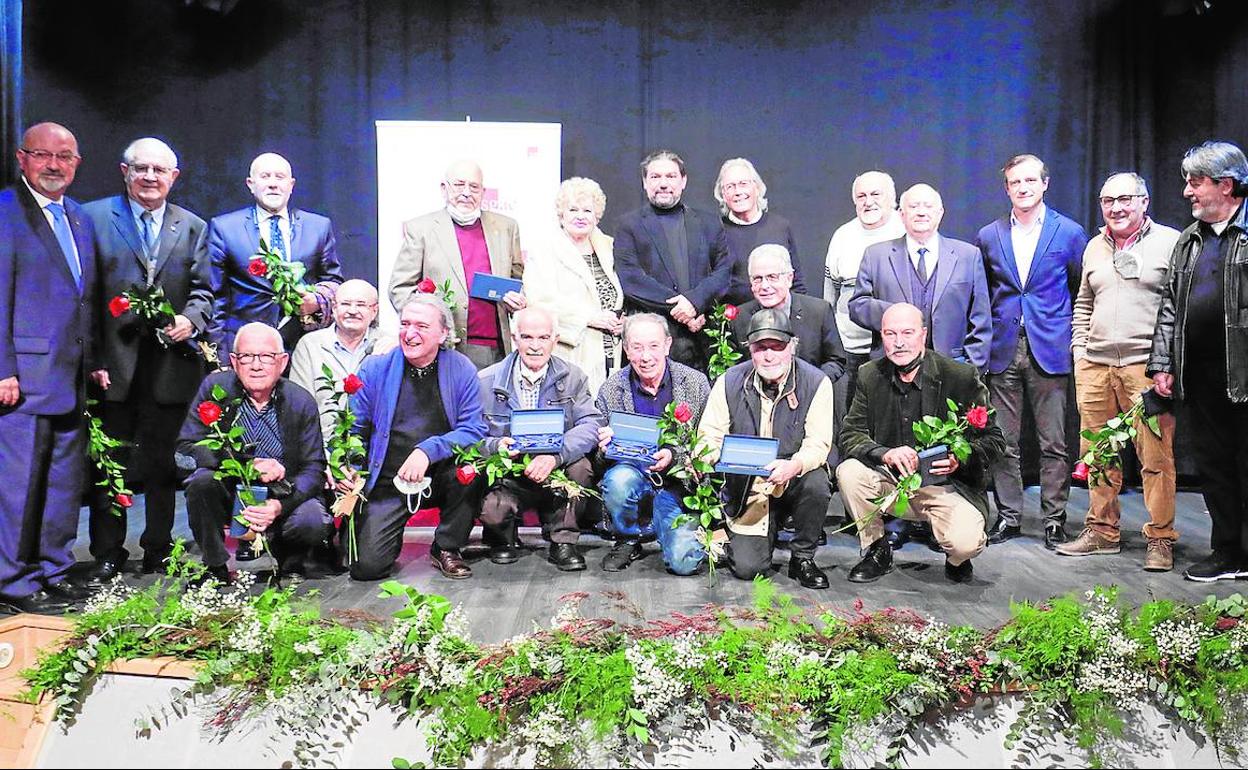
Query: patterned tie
47 202 81 288
269 214 287 260
917 247 929 284
141 211 157 285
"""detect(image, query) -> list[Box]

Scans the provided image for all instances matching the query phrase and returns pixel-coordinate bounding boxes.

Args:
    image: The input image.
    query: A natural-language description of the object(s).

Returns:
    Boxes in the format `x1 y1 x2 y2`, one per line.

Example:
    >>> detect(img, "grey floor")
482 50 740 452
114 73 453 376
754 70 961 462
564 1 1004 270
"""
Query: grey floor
75 486 1244 644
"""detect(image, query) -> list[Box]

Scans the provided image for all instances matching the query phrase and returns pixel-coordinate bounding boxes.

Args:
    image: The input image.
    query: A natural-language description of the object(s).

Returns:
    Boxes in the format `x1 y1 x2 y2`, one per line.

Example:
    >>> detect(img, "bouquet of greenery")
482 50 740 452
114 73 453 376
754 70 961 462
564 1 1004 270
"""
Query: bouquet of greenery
872 399 991 517
193 384 268 551
452 442 599 500
704 303 742 381
84 400 133 518
249 239 310 320
656 400 727 583
316 365 368 564
1072 395 1162 486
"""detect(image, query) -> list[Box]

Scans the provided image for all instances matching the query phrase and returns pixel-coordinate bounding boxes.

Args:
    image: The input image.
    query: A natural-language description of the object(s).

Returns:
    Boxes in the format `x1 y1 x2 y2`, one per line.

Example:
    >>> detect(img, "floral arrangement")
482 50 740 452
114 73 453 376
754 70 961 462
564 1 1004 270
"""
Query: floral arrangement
21 555 1248 769
1073 396 1162 486
193 384 266 550
416 276 463 344
84 400 133 518
452 441 599 500
871 400 991 517
656 400 725 582
704 303 742 381
108 284 177 347
249 239 310 320
316 365 368 564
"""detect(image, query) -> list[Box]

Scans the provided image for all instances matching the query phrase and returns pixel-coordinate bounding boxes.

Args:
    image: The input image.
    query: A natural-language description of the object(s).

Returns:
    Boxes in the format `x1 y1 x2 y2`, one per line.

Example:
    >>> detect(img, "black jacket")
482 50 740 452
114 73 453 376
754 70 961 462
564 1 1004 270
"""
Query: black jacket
732 293 847 383
1147 202 1248 403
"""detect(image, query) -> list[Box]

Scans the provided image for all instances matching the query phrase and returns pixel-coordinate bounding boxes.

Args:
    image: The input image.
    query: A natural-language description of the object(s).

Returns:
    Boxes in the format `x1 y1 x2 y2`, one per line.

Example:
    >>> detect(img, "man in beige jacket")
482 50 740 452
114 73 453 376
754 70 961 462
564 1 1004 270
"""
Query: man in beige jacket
389 159 525 369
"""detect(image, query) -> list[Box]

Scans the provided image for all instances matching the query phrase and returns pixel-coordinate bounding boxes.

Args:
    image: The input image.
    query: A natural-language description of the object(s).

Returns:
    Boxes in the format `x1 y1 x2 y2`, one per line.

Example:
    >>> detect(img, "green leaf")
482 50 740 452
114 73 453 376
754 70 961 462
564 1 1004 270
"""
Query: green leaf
210 384 227 400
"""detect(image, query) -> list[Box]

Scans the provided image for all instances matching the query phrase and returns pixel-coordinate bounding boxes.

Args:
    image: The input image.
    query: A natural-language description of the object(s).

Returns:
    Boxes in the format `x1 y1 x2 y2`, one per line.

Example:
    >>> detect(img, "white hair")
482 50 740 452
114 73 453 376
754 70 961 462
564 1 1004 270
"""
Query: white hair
122 137 178 169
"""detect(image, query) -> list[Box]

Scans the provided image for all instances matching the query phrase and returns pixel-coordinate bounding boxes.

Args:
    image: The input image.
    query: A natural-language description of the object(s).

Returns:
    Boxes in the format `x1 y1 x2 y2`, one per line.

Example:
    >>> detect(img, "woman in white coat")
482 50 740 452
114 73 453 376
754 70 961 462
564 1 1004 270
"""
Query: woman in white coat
523 177 623 393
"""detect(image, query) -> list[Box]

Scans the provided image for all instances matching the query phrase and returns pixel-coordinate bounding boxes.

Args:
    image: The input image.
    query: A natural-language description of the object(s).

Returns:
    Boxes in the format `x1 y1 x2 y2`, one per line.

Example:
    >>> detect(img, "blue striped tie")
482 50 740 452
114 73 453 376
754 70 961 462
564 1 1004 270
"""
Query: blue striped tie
47 202 81 288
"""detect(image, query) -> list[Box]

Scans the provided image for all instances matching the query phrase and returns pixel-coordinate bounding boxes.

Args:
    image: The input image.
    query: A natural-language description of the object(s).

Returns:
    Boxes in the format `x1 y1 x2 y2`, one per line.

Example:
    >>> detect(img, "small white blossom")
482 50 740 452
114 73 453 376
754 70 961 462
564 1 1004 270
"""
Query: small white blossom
669 632 708 671
1153 619 1208 665
626 645 687 722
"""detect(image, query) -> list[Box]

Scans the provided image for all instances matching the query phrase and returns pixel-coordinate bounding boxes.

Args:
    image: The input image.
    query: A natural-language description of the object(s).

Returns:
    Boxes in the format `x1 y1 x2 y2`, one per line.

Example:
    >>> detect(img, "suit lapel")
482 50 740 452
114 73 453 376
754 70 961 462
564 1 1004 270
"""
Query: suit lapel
995 218 1023 289
67 202 92 294
1025 213 1062 290
887 242 914 303
932 238 956 306
920 356 944 418
289 208 304 259
435 212 468 293
109 197 146 273
554 230 595 294
17 184 78 289
482 213 509 277
151 205 185 281
244 208 262 256
638 209 677 285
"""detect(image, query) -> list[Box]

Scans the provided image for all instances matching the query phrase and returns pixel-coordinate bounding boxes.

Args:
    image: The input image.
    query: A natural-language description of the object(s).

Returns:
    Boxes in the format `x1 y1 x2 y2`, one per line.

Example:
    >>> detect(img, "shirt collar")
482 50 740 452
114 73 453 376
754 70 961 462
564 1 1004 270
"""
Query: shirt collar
905 233 939 258
256 205 289 222
1100 216 1152 250
629 360 672 394
1010 202 1047 231
128 196 166 224
21 175 58 209
751 363 794 400
516 361 549 387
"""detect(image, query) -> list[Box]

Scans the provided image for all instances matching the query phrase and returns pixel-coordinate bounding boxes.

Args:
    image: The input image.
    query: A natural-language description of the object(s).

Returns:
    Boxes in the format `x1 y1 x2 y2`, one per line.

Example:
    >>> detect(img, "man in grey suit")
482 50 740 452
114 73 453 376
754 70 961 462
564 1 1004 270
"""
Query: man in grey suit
389 159 526 369
83 138 213 581
849 184 992 370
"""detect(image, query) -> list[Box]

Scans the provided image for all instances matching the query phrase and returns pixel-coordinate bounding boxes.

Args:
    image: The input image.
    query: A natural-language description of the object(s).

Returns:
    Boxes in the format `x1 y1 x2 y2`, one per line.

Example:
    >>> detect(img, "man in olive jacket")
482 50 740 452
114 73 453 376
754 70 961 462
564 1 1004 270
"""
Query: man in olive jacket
837 303 1005 584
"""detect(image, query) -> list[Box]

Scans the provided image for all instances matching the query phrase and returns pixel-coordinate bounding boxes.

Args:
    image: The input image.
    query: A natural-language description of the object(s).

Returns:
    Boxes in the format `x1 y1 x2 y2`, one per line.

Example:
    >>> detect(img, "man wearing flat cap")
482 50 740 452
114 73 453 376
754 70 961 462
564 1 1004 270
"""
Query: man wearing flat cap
697 307 836 588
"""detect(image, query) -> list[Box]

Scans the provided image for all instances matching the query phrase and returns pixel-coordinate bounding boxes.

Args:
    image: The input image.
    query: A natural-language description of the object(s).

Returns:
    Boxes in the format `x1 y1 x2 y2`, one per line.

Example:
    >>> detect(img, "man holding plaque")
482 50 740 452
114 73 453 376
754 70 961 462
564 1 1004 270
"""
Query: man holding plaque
836 304 1005 584
474 307 603 571
697 308 835 589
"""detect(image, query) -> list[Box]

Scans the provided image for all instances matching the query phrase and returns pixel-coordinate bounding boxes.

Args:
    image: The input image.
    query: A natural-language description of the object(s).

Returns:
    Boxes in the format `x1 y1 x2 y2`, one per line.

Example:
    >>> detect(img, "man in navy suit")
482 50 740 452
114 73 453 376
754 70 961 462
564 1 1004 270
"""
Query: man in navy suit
207 152 343 358
976 154 1089 549
613 150 733 370
0 122 102 614
82 138 213 582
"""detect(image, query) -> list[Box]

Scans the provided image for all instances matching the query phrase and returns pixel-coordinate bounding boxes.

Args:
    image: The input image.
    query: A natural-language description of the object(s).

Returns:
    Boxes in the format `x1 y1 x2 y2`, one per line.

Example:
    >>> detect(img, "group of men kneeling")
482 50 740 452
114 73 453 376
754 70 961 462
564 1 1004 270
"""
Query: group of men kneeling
175 290 1003 591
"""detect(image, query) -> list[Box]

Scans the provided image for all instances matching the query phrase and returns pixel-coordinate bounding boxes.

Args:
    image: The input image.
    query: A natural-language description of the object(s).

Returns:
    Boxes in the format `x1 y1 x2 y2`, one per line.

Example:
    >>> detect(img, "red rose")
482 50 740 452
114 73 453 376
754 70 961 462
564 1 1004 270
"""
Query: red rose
723 304 739 321
456 464 478 485
248 258 268 277
965 405 989 430
197 401 223 426
1071 462 1090 482
417 277 437 294
343 374 364 394
108 295 131 318
673 402 694 424
115 493 133 508
1216 616 1239 631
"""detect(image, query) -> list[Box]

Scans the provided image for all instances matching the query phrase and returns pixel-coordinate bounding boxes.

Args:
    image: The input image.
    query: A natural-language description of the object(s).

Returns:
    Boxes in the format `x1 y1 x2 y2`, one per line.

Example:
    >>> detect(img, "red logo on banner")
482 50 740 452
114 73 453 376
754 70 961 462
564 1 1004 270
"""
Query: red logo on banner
527 146 539 157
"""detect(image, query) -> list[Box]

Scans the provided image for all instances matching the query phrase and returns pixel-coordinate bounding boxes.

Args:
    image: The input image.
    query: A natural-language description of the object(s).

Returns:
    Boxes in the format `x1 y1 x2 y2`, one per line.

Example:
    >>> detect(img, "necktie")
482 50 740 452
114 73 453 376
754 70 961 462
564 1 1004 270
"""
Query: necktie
917 247 929 284
269 214 287 260
141 211 157 285
47 202 81 288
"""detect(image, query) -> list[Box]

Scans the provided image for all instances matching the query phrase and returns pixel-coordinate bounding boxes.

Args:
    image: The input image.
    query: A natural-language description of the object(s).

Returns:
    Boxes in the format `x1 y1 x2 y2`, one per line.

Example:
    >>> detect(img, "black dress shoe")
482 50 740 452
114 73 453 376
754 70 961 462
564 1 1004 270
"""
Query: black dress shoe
43 580 93 602
788 558 829 589
489 543 522 565
430 546 472 579
1044 523 1069 550
235 539 259 562
885 529 907 550
848 538 894 583
189 564 234 588
141 553 171 575
550 543 587 572
601 542 643 572
85 558 125 587
986 518 1022 545
0 589 72 615
816 530 828 547
945 558 974 583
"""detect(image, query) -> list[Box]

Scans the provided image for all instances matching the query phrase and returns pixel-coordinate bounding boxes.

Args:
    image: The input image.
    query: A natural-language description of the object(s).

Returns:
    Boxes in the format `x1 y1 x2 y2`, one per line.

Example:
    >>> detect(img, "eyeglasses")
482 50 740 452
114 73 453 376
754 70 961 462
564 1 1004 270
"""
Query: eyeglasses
1098 194 1146 207
749 272 792 286
20 148 80 164
446 179 483 193
233 352 282 366
128 163 174 177
721 180 754 192
336 301 377 310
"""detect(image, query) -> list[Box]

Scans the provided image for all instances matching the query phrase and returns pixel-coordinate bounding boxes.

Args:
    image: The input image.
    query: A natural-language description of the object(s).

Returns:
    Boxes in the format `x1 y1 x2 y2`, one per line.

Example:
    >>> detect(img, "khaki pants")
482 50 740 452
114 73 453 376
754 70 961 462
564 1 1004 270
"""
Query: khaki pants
1073 359 1177 542
836 458 986 566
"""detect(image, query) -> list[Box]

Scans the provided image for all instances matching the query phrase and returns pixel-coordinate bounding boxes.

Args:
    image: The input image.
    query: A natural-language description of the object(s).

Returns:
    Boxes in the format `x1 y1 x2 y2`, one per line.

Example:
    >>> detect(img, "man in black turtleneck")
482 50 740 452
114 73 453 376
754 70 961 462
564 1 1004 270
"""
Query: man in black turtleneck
613 150 734 371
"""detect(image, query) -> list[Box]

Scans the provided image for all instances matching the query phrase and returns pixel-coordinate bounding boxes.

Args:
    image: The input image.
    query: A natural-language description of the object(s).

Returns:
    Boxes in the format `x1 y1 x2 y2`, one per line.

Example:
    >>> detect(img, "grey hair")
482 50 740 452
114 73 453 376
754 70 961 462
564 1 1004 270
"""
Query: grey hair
747 243 793 274
554 177 607 221
1102 172 1149 197
852 170 897 205
1181 141 1248 196
712 157 769 216
511 305 558 332
640 149 686 178
400 292 457 349
122 137 178 169
233 322 285 352
623 313 671 343
1002 153 1049 181
899 183 944 210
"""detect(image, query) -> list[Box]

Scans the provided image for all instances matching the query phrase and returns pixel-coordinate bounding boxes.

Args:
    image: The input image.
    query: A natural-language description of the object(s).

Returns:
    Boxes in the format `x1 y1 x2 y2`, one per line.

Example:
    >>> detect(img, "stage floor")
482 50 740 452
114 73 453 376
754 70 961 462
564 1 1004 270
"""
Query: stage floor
74 486 1243 643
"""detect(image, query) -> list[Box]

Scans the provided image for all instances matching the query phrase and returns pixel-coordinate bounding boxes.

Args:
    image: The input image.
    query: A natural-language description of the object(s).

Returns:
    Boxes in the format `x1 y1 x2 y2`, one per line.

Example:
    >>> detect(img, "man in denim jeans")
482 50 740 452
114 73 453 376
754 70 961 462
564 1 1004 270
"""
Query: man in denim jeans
595 314 710 574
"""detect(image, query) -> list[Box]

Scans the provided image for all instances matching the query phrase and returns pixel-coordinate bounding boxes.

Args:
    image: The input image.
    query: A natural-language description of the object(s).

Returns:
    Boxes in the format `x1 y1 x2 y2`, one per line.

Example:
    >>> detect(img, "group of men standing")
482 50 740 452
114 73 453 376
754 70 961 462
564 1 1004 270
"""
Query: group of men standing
2 118 1246 614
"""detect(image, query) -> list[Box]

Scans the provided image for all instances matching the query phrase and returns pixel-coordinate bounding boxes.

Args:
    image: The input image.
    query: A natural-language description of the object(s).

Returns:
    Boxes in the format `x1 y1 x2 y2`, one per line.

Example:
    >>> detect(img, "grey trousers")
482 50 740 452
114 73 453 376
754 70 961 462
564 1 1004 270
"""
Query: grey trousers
987 332 1071 526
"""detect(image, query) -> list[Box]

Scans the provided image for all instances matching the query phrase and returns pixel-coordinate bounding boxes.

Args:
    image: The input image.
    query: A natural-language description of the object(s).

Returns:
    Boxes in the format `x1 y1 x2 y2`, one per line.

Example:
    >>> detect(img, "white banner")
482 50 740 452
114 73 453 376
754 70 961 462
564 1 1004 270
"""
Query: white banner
375 120 563 329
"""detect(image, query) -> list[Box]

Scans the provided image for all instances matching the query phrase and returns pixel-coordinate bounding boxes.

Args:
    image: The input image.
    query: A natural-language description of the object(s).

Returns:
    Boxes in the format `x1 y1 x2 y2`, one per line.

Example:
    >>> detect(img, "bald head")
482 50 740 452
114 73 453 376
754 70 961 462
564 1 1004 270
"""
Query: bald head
234 322 284 351
247 153 295 214
334 279 380 335
881 303 927 368
899 183 944 242
17 122 80 199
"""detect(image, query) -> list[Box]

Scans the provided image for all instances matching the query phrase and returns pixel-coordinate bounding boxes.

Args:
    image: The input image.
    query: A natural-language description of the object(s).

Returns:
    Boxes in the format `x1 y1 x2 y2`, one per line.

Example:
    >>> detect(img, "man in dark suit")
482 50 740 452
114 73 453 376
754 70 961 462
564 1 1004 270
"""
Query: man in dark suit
976 154 1088 549
0 122 101 614
82 137 213 581
613 150 733 369
207 152 343 358
850 184 992 371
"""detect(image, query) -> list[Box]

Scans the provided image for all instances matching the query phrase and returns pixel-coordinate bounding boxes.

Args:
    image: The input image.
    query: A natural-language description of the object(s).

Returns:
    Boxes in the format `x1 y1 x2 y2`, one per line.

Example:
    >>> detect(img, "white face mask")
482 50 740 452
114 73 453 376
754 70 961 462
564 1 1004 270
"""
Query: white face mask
447 204 481 226
394 475 433 513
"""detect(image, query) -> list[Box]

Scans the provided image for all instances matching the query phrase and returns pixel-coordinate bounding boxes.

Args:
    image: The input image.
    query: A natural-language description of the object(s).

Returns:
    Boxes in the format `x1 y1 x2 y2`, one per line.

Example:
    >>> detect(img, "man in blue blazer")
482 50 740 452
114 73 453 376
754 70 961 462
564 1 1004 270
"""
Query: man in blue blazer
976 154 1088 549
850 184 992 371
0 123 102 614
207 152 343 358
348 294 487 582
82 137 213 582
614 150 733 370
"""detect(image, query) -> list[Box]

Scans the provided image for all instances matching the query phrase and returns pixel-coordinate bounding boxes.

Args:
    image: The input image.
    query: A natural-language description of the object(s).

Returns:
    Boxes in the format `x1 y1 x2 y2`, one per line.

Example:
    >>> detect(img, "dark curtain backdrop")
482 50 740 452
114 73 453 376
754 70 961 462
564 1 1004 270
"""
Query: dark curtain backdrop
12 0 1248 483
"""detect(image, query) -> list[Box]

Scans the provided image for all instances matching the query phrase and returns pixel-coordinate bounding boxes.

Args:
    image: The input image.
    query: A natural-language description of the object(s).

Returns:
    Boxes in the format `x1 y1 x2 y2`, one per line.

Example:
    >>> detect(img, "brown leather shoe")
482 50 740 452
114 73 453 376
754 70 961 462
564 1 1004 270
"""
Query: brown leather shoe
1144 538 1174 572
1055 527 1120 557
430 547 472 580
